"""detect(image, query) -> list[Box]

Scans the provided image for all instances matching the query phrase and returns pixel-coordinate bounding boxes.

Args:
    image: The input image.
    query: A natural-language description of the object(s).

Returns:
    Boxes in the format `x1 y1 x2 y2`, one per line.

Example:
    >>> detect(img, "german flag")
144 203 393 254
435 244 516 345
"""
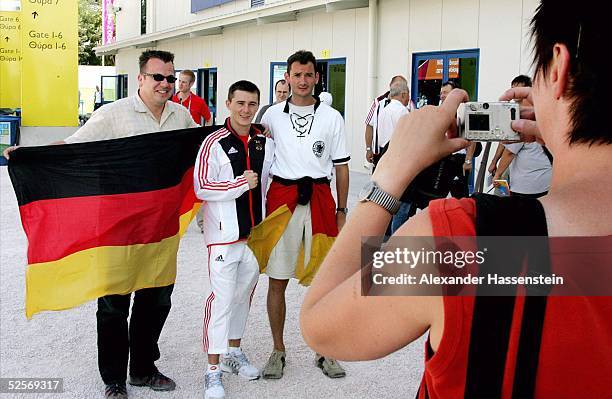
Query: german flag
248 181 338 286
8 127 214 318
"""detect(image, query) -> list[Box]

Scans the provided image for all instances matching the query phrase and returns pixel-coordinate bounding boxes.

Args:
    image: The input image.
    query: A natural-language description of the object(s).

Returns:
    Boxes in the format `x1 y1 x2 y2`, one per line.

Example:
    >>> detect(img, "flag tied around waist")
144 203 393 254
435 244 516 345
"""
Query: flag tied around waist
8 126 215 318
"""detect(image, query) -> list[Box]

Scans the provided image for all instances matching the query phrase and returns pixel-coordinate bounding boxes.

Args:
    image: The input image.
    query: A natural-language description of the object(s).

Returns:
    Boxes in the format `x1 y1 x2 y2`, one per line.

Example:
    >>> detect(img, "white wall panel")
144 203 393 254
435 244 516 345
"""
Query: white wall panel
260 23 279 103
246 24 265 88
351 7 370 171
217 27 238 121
234 26 251 79
310 11 331 59
293 12 315 54
520 0 540 75
276 21 295 61
409 0 442 53
378 0 410 95
440 0 478 50
477 0 522 101
115 0 141 41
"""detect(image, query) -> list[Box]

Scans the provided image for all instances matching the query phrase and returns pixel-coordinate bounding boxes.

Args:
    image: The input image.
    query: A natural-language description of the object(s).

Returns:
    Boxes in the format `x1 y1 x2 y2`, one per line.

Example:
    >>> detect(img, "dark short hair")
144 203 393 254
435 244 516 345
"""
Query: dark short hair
511 75 532 87
286 50 317 74
274 79 288 90
139 50 175 72
180 69 196 83
228 80 260 103
441 81 459 90
531 0 610 145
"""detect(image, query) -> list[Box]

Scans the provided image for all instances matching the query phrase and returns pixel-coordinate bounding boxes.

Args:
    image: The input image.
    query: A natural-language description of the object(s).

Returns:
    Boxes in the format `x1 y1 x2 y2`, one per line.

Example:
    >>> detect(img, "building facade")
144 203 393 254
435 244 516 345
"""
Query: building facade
97 0 539 171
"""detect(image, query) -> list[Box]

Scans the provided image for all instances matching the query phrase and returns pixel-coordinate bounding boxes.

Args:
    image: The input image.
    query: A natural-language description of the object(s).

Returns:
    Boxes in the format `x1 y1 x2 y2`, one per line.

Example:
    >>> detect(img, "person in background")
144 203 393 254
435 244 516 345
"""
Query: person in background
319 91 333 107
375 79 412 232
488 75 534 195
172 69 213 233
364 75 408 166
94 85 103 111
254 79 290 123
172 69 212 126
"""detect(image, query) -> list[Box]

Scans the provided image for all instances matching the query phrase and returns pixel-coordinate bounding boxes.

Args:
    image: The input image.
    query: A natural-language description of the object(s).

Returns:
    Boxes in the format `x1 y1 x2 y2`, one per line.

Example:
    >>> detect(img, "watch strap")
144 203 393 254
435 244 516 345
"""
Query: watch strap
367 184 401 215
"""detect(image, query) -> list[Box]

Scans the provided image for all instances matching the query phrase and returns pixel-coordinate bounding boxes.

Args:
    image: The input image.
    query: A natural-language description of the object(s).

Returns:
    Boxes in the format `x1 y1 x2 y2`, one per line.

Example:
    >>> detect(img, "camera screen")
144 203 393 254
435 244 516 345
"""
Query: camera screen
469 114 490 131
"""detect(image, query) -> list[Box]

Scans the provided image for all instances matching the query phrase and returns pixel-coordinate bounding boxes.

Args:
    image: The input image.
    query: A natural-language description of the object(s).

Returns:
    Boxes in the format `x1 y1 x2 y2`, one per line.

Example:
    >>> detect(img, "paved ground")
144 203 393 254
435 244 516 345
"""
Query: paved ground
0 167 425 399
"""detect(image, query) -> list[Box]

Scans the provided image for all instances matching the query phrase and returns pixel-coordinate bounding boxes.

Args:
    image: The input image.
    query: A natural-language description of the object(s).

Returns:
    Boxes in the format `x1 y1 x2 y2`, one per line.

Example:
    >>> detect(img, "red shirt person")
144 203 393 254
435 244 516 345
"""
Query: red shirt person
172 69 211 125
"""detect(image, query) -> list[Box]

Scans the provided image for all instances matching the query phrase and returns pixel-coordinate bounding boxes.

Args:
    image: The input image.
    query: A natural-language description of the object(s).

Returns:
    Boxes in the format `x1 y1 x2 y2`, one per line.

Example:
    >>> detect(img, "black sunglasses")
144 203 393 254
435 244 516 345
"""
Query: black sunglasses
142 72 177 83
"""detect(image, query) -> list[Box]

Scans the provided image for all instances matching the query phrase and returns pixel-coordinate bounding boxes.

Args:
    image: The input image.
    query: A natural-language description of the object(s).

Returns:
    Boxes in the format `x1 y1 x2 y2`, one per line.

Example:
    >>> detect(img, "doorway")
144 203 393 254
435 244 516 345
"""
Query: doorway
411 49 480 107
197 68 218 124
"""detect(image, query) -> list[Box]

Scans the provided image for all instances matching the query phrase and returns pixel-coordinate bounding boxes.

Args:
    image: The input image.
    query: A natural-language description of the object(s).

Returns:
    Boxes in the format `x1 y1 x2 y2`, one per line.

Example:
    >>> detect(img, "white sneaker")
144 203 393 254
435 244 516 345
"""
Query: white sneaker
221 350 260 380
204 370 225 399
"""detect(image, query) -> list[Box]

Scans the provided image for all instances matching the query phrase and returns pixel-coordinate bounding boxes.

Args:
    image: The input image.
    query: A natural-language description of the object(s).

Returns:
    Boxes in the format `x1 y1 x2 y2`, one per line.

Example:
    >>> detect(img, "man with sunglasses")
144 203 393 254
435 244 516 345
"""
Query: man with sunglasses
60 51 196 146
3 50 198 399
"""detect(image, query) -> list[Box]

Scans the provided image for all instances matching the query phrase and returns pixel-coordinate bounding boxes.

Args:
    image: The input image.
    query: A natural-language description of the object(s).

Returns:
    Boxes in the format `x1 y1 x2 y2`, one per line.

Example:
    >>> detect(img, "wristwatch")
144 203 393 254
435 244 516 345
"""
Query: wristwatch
366 147 372 151
464 159 472 165
358 181 401 215
336 207 348 214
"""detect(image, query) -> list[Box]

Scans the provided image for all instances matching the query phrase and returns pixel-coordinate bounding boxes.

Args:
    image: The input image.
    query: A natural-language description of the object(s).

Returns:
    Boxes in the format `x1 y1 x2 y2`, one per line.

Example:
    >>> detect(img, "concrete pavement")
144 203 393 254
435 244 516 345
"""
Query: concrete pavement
0 167 425 399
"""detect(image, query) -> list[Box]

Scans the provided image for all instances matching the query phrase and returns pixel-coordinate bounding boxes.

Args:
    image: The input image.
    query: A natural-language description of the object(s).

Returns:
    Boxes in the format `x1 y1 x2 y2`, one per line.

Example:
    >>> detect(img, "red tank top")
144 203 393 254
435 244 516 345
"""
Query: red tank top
421 197 612 399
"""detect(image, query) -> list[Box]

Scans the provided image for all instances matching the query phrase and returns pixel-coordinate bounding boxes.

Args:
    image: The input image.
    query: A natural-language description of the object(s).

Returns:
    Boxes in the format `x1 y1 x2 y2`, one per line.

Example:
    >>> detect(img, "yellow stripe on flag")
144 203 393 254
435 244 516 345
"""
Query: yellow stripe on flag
247 205 335 286
25 207 198 318
248 205 293 274
180 202 201 235
296 233 335 286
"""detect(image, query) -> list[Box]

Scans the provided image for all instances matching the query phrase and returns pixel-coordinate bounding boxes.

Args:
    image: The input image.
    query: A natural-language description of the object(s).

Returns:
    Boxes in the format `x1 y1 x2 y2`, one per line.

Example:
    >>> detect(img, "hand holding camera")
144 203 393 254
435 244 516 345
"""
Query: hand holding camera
372 89 470 198
457 101 521 142
498 86 543 143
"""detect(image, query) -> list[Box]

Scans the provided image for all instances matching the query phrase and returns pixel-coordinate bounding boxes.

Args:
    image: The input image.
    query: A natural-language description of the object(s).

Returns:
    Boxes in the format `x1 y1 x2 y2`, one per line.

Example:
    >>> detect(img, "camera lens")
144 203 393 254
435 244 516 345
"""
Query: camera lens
483 103 489 110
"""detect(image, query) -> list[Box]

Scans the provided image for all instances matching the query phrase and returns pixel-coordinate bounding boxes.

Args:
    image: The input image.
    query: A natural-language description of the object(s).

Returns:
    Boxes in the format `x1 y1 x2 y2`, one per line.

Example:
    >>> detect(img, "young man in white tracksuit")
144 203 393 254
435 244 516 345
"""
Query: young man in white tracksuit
194 80 274 399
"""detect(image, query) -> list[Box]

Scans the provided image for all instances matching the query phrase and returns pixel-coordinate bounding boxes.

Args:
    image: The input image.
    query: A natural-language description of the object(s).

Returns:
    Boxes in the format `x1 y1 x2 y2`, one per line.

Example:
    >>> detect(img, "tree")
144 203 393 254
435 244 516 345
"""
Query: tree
79 0 114 65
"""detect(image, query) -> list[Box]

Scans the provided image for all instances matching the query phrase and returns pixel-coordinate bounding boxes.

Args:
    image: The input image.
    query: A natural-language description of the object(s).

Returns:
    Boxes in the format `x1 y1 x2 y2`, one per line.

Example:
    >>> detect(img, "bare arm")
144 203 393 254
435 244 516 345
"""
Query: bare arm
493 148 516 180
301 204 441 360
463 141 477 174
488 144 505 174
334 163 349 230
301 90 470 361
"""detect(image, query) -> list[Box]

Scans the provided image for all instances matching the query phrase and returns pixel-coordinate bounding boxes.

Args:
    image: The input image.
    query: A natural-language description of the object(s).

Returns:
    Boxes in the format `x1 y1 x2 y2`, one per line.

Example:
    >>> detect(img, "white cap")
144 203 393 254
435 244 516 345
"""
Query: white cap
319 92 333 106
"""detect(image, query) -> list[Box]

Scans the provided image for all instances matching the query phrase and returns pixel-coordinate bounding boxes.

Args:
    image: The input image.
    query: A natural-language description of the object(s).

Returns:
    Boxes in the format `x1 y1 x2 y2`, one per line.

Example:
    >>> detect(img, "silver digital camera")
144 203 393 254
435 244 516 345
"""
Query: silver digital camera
457 102 520 141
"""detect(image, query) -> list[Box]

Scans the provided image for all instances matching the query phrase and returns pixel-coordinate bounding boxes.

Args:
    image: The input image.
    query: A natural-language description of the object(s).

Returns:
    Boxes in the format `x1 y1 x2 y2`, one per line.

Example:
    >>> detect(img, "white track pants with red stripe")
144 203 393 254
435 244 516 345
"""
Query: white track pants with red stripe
203 241 259 354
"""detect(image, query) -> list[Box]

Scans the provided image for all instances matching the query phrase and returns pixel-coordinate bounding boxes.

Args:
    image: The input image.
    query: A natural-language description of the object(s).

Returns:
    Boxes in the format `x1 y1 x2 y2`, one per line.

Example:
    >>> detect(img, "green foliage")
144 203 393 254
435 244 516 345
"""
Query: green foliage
79 0 112 65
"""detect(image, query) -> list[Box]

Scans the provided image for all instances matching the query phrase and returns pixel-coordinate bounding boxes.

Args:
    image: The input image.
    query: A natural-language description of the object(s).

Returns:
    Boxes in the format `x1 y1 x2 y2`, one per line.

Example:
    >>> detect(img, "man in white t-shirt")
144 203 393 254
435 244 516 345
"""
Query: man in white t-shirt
259 50 350 380
377 81 410 151
364 75 408 166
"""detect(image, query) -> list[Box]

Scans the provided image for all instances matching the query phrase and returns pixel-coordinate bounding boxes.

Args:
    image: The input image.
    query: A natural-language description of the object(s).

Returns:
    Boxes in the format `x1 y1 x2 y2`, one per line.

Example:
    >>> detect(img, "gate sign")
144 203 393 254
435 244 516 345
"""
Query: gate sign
21 0 78 126
0 11 21 108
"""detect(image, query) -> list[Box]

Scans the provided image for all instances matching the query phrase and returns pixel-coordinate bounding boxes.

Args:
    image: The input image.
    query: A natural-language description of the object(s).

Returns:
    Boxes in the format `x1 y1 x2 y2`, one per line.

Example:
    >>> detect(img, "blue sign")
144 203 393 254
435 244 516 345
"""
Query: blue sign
191 0 233 13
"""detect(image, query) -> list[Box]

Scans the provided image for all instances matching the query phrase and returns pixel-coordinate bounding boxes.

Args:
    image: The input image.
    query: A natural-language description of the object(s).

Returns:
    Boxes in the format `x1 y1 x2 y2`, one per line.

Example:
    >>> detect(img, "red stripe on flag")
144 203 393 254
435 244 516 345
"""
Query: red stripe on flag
20 167 197 264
